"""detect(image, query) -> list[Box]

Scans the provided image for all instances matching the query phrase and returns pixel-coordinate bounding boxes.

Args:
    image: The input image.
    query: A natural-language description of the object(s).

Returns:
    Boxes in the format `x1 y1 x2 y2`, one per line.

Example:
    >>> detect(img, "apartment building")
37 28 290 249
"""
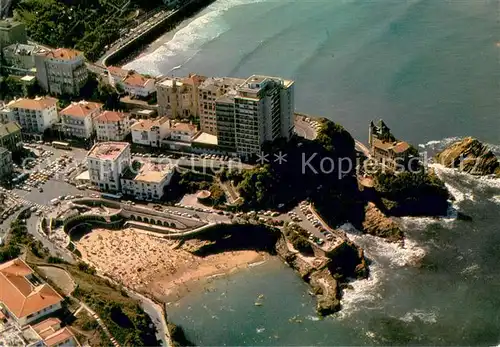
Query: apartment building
0 97 59 135
131 117 170 147
212 75 294 156
60 100 103 139
121 161 176 200
35 48 88 96
156 74 206 118
95 111 131 141
0 258 63 326
87 142 131 192
2 43 47 75
0 147 13 180
198 77 244 135
0 121 22 153
215 91 237 152
107 66 156 97
168 121 197 142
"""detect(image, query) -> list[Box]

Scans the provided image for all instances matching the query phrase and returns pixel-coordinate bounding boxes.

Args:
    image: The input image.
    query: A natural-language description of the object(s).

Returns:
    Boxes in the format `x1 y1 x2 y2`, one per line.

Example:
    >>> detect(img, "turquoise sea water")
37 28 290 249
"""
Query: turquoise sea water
125 0 500 344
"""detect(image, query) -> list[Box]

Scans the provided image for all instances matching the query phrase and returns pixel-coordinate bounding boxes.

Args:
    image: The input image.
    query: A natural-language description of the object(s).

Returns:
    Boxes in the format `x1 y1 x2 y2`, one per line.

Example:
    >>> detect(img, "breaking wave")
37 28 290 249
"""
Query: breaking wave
125 0 267 74
334 224 426 319
399 309 438 324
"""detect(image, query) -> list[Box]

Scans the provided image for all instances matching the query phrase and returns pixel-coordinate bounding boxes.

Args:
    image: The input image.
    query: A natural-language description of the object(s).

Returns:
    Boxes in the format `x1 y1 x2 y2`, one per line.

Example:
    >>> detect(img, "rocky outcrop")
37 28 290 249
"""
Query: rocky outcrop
435 137 500 176
362 202 403 241
309 269 340 315
275 234 368 316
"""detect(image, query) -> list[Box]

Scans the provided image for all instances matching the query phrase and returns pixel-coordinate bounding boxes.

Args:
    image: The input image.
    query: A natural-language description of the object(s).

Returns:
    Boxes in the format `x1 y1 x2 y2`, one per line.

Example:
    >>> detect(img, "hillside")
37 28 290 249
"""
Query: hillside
14 0 164 61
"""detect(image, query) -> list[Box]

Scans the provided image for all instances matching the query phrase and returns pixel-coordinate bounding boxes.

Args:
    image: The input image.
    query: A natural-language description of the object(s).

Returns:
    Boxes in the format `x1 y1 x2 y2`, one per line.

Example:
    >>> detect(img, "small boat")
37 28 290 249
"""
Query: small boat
254 302 263 306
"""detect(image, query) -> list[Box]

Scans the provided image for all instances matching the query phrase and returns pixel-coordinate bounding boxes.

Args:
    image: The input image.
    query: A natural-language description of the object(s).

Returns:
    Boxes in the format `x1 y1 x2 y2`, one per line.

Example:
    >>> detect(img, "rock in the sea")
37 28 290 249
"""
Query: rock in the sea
362 202 403 241
309 269 341 316
435 137 500 176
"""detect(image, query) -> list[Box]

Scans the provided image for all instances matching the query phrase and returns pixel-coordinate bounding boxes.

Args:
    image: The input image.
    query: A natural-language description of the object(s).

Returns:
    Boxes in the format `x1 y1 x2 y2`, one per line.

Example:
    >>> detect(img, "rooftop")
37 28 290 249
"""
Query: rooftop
4 43 45 56
372 138 411 154
199 77 245 91
43 48 83 61
238 75 294 93
123 72 154 88
95 110 128 123
192 132 218 146
0 121 22 138
122 160 175 183
61 101 103 118
7 96 58 110
0 258 63 320
171 122 197 133
131 117 168 131
87 142 130 160
107 66 130 79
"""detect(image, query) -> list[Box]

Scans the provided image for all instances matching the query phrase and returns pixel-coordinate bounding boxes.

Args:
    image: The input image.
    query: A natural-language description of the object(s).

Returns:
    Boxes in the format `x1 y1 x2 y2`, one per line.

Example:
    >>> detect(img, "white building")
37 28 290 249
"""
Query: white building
34 48 88 96
2 43 47 75
95 111 131 141
60 100 103 139
0 97 59 135
87 142 131 192
168 121 197 142
107 66 156 97
121 161 176 200
131 117 170 147
215 75 294 157
0 258 63 327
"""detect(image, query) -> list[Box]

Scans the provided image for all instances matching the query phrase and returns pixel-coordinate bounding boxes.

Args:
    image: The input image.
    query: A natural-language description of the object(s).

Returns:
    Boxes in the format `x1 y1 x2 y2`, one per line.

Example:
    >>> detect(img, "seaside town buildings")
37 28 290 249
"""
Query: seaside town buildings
198 77 245 135
0 121 22 153
368 120 411 170
0 258 80 347
87 142 131 192
121 161 175 200
156 74 206 118
131 117 170 147
2 43 46 76
35 48 88 96
0 258 63 326
95 110 131 141
106 66 156 98
60 101 103 139
216 75 295 156
0 97 59 137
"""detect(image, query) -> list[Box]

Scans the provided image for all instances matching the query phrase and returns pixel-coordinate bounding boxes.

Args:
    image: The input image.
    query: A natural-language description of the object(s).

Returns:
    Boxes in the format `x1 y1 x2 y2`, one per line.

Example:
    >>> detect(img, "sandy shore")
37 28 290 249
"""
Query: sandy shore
77 228 266 302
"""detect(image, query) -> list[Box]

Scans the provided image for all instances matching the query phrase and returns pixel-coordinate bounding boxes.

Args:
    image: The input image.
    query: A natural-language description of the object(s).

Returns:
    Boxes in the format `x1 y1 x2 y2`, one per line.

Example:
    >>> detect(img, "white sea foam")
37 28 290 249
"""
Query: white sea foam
418 137 461 153
460 263 480 276
125 0 267 74
491 195 500 205
399 309 437 324
335 224 426 319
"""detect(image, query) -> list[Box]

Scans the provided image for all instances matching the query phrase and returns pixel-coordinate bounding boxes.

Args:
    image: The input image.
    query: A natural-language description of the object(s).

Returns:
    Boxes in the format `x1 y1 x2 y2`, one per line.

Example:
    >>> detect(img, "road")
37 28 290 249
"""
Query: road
294 118 317 140
355 140 371 157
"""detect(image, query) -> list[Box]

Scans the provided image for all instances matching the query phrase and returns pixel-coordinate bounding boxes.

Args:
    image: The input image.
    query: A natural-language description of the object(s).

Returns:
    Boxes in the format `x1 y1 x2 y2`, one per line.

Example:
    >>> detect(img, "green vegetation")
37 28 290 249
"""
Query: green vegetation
70 268 159 346
0 76 42 101
374 169 450 216
15 0 165 61
284 224 314 256
0 211 48 262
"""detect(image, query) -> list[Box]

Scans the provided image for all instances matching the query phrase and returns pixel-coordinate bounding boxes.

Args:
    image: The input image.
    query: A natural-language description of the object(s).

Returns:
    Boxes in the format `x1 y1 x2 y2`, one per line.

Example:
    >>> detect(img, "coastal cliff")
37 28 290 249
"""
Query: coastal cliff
435 137 500 176
362 202 403 242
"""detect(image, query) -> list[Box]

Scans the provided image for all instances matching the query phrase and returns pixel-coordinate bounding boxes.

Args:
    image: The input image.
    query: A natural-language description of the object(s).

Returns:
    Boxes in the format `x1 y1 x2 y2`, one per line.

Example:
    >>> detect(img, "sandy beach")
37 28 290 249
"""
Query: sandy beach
77 228 266 301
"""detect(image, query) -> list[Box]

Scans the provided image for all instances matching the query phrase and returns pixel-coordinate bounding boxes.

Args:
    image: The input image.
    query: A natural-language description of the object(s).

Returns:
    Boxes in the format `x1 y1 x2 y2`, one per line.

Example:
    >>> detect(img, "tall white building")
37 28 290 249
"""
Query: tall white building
95 111 131 141
215 75 294 156
34 48 88 96
87 142 131 192
60 100 103 139
0 97 59 135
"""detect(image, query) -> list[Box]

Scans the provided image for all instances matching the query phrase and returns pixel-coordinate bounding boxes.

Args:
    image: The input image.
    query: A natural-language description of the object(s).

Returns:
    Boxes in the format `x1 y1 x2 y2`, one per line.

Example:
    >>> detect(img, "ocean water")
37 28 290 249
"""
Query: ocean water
125 0 500 146
125 0 500 345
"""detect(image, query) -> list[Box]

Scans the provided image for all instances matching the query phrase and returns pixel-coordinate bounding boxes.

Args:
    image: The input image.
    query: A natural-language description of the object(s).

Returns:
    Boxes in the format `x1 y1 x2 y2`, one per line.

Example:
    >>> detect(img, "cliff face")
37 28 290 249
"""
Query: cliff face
435 137 500 176
362 202 403 242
